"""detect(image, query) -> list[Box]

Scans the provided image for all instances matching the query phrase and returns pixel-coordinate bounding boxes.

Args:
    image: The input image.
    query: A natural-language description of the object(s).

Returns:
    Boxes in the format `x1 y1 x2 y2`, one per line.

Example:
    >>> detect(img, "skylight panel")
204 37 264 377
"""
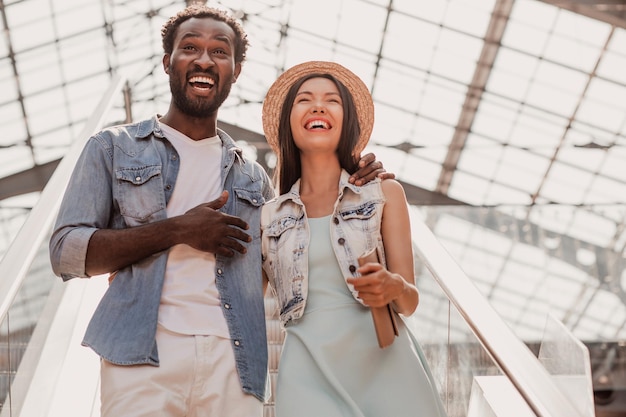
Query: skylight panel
4 0 52 27
286 0 342 40
585 175 626 206
383 12 442 70
395 151 445 191
0 102 26 147
7 16 56 54
16 50 65 97
596 42 626 84
54 2 103 38
577 79 626 133
429 28 483 84
441 0 495 38
336 0 386 51
598 146 626 179
0 147 35 178
0 66 19 105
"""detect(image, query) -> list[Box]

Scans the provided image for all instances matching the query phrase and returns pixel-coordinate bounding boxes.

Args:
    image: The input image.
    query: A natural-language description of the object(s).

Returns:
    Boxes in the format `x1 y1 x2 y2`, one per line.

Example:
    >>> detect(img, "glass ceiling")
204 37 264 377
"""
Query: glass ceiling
1 0 625 343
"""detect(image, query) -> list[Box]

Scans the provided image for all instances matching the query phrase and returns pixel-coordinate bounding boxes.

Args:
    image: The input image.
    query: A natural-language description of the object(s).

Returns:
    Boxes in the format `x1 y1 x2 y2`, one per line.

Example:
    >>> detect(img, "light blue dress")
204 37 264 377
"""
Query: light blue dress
275 216 448 417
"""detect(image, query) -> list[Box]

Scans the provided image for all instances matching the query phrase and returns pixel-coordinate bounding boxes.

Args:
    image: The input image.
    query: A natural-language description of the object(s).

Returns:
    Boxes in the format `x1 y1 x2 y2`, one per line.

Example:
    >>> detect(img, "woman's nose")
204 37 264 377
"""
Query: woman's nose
311 105 325 113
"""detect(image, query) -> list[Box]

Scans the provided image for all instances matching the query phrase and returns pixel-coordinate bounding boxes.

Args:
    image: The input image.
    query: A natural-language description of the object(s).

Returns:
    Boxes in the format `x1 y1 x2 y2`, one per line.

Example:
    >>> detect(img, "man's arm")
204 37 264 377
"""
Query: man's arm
349 152 395 186
85 191 250 276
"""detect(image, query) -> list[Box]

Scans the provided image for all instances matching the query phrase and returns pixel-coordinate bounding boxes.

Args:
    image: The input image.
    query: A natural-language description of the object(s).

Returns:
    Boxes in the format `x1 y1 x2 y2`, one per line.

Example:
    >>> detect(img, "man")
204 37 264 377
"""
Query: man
49 5 388 417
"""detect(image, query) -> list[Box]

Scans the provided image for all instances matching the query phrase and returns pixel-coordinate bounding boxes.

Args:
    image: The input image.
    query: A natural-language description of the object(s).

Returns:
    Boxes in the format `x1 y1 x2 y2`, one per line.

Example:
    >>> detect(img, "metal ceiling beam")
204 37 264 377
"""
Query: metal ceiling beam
538 0 626 29
0 160 59 201
435 0 515 195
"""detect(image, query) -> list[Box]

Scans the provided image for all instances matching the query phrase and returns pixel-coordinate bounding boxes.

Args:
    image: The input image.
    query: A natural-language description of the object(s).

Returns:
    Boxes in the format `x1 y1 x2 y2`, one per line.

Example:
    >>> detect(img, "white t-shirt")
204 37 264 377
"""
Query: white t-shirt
158 122 229 337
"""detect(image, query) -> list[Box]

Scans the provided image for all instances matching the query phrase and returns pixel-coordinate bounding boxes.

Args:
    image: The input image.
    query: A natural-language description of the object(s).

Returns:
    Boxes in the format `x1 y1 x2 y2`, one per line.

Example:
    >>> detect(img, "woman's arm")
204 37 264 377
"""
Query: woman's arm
380 179 419 315
347 179 419 316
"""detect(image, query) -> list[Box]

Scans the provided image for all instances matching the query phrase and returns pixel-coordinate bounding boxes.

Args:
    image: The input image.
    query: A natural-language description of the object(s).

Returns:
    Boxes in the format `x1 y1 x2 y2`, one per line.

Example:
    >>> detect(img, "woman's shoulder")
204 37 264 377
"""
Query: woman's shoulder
380 178 407 202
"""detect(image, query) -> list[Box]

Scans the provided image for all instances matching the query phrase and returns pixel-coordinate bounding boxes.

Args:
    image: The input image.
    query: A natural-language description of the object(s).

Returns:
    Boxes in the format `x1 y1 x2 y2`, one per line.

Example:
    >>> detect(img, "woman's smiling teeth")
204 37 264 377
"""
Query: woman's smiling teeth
189 75 215 90
305 120 330 130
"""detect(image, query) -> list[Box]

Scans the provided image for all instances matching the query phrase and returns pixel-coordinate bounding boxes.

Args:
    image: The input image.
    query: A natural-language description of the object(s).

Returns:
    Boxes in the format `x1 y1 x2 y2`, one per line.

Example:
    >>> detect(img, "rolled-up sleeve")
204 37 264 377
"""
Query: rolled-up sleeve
49 133 114 280
50 226 97 280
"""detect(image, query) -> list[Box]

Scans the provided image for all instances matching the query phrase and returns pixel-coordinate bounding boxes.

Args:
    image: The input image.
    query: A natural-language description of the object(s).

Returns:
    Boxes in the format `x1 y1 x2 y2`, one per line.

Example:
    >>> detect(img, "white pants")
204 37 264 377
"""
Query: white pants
100 325 263 417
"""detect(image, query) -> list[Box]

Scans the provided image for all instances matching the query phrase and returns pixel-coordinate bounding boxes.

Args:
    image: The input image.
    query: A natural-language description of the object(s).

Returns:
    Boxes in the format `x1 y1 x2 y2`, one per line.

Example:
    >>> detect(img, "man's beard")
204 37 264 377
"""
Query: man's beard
169 69 233 118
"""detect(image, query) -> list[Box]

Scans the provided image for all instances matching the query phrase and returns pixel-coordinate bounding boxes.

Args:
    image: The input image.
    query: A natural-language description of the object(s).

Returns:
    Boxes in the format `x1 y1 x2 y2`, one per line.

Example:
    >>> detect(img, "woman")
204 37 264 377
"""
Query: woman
261 61 447 416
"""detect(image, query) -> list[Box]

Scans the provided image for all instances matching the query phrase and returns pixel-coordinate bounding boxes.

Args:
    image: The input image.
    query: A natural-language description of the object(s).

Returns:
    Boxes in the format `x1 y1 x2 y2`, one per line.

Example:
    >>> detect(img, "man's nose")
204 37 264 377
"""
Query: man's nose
195 50 214 68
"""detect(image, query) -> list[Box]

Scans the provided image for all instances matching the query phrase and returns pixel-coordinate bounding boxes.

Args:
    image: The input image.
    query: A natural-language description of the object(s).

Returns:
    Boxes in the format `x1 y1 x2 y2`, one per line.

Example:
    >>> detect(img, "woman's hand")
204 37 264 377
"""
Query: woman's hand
347 262 408 308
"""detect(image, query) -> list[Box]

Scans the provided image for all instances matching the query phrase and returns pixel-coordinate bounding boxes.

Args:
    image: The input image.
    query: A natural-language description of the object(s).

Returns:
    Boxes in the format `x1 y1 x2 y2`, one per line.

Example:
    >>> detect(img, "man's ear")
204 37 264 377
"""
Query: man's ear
163 54 171 74
232 62 242 83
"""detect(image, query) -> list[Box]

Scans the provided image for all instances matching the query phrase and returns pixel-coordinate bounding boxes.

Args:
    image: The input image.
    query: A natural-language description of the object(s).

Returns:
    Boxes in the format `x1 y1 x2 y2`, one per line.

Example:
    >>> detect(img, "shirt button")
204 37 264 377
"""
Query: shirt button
349 265 356 273
165 184 172 191
338 238 345 245
234 340 241 346
224 303 230 309
252 199 258 204
333 217 339 224
217 268 223 275
171 154 178 160
135 176 141 182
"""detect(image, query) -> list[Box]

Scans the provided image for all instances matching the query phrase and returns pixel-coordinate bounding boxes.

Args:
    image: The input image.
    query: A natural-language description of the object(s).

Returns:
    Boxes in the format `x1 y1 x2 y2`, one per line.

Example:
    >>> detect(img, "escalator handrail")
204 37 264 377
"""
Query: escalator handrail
0 74 126 324
411 214 587 417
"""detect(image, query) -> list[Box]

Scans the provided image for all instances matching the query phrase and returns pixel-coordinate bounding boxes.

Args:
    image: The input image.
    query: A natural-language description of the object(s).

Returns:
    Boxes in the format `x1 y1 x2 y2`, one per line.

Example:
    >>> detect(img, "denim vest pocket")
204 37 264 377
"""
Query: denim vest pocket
264 214 300 237
115 165 166 222
338 201 378 233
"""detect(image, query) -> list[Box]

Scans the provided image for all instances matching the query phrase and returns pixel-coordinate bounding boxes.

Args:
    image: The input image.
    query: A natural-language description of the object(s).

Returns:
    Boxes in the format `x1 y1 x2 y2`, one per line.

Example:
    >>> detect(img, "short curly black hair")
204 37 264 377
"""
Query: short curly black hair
161 4 249 65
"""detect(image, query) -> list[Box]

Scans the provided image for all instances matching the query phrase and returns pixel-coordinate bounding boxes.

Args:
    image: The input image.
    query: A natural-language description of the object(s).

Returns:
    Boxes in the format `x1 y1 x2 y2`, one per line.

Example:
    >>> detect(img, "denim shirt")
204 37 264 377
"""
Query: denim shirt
261 169 386 327
49 115 275 402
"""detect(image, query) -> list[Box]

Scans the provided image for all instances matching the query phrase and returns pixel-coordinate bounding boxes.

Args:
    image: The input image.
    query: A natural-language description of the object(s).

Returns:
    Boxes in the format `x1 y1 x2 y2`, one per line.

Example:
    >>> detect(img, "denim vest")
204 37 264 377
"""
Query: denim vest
49 115 274 401
261 170 386 327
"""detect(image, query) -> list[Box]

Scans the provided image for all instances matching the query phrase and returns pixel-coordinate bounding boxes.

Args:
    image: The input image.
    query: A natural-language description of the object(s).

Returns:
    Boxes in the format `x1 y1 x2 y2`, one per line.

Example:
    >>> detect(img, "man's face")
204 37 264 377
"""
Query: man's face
164 17 242 118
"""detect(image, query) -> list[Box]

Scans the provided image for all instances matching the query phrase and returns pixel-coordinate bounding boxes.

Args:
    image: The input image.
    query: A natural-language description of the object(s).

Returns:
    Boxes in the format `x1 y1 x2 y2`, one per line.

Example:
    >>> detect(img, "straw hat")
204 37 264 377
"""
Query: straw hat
262 61 374 156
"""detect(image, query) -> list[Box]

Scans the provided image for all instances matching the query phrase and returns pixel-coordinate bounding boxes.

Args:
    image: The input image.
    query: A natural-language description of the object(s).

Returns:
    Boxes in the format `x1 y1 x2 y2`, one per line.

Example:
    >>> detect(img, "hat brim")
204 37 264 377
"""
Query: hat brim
262 61 374 157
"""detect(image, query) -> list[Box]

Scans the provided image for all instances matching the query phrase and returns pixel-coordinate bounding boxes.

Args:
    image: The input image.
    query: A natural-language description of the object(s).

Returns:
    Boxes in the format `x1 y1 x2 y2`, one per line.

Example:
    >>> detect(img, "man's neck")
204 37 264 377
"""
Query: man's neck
159 111 218 141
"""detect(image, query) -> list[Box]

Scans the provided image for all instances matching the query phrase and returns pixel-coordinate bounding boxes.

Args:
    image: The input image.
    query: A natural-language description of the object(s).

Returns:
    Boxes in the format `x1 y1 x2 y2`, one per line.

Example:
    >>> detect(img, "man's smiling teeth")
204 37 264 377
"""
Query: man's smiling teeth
305 120 329 129
189 76 215 87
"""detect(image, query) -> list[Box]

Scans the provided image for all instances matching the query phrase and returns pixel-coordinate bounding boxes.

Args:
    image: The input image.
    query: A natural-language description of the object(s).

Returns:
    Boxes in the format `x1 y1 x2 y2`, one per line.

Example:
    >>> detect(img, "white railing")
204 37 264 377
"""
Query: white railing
0 75 125 417
410 212 589 417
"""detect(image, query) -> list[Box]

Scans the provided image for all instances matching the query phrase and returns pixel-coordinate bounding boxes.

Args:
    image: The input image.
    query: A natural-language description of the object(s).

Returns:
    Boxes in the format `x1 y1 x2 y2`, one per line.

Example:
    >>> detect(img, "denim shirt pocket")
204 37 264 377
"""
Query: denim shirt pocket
264 214 305 318
115 165 166 224
338 201 378 233
233 188 265 239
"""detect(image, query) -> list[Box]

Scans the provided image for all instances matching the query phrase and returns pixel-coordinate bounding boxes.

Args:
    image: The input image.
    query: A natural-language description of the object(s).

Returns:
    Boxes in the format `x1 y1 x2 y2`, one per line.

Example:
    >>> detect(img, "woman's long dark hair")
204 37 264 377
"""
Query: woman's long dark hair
275 73 361 195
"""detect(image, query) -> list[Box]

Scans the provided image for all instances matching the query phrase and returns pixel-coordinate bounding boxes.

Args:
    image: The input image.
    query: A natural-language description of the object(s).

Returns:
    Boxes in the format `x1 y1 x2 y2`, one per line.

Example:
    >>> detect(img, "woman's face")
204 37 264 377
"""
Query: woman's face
289 77 343 154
